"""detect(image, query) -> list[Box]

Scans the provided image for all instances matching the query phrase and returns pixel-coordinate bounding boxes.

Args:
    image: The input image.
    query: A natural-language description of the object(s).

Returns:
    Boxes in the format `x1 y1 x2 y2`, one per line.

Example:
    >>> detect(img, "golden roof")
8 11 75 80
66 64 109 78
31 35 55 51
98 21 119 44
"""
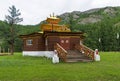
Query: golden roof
41 13 71 32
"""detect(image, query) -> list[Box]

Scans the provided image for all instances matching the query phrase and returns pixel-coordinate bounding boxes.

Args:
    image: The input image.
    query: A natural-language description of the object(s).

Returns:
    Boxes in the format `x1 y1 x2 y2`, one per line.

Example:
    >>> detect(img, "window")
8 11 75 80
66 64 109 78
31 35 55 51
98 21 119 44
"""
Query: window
26 39 33 45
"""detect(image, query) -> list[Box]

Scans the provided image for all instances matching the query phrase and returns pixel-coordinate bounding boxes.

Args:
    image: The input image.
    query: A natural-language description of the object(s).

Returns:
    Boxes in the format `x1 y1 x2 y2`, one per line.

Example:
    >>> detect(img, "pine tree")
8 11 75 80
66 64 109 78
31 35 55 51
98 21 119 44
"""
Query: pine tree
5 5 23 55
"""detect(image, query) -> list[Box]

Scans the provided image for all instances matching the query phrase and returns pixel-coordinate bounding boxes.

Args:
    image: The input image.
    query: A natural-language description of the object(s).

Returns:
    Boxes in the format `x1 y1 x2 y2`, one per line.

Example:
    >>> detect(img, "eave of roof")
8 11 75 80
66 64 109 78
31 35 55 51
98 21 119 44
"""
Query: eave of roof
19 32 43 38
19 31 84 38
43 31 84 37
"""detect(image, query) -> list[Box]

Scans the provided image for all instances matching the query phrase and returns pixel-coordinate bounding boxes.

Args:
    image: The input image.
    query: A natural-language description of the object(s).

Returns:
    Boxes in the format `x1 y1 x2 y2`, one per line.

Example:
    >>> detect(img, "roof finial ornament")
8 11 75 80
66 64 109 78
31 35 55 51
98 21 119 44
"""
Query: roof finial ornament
50 14 51 17
53 13 54 17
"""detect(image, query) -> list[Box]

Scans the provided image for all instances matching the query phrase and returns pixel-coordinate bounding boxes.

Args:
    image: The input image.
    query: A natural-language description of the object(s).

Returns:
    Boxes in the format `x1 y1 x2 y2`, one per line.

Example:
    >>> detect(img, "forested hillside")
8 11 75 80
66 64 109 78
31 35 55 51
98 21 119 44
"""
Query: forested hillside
1 6 120 51
0 21 40 51
58 7 120 51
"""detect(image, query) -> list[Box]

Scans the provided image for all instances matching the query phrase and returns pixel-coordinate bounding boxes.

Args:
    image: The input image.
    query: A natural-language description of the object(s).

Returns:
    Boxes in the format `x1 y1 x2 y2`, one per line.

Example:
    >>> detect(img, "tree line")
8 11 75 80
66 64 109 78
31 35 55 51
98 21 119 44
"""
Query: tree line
70 17 120 51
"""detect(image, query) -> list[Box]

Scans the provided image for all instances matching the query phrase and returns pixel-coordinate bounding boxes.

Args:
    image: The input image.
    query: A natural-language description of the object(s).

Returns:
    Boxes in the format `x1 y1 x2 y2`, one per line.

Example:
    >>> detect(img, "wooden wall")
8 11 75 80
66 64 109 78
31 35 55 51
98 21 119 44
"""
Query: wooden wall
22 35 81 51
69 37 80 50
47 36 81 51
23 36 45 51
47 36 60 51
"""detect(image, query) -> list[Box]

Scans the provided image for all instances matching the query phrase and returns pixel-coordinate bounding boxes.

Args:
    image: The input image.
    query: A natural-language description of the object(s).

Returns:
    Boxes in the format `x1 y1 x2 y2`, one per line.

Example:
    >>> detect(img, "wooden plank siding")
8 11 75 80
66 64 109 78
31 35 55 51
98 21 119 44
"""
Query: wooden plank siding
20 31 84 51
46 36 81 51
69 37 80 50
38 37 45 51
47 36 60 51
23 36 45 51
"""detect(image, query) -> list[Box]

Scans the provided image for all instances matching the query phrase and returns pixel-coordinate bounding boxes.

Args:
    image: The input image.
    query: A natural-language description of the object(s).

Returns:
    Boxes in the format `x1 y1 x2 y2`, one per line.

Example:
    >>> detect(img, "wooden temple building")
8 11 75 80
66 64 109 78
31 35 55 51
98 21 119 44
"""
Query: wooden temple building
20 14 95 62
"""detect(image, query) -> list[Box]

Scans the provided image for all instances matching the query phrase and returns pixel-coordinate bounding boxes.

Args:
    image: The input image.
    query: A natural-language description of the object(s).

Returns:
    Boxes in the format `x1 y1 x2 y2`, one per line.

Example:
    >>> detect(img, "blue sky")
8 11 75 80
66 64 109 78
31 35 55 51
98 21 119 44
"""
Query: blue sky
0 0 119 25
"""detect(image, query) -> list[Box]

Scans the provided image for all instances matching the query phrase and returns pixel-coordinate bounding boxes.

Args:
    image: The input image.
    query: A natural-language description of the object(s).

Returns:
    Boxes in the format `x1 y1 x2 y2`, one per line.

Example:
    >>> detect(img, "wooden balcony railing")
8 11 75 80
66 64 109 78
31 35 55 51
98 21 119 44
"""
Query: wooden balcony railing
54 43 67 62
75 44 94 60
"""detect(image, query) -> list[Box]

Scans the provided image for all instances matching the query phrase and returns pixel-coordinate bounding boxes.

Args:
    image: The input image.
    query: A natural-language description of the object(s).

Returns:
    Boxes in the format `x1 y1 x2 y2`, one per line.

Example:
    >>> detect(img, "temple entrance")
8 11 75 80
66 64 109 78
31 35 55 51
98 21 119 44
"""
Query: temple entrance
59 37 70 50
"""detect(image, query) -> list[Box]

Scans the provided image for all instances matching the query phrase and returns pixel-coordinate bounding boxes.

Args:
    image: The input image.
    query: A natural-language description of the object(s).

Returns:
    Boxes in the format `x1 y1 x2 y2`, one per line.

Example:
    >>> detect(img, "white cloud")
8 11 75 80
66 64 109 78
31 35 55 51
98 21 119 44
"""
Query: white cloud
91 0 120 8
0 0 120 25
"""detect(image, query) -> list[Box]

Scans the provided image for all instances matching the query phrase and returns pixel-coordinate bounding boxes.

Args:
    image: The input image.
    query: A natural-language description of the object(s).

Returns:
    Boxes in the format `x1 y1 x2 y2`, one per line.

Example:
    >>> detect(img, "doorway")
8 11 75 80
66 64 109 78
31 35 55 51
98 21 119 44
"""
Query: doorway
59 37 70 50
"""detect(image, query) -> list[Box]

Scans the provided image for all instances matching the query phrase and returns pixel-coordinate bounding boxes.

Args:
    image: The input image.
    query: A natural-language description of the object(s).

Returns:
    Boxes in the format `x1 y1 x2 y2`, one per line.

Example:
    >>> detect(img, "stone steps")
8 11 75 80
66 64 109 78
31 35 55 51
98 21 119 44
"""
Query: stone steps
66 58 93 62
66 50 92 62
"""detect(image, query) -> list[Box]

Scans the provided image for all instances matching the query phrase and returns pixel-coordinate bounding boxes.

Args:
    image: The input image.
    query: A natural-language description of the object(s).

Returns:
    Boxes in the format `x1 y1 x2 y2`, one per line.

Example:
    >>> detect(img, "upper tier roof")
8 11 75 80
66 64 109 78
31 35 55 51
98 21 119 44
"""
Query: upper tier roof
41 14 71 32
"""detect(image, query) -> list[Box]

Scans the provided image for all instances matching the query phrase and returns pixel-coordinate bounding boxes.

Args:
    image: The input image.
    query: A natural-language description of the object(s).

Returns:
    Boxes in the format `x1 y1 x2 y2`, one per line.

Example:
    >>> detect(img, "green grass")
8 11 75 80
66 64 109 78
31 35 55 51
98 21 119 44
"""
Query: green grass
0 52 120 81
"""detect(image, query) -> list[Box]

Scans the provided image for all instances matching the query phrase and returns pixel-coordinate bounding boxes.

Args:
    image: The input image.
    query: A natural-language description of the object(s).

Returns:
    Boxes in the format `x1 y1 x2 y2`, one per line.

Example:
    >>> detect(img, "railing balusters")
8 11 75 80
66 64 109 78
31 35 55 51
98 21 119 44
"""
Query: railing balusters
75 44 94 60
54 43 67 62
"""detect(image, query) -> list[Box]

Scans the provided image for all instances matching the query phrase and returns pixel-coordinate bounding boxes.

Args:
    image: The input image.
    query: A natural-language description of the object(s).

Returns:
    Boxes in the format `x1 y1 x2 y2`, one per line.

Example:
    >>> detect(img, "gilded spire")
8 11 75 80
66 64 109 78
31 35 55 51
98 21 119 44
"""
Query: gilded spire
50 14 51 17
53 13 54 17
49 13 58 19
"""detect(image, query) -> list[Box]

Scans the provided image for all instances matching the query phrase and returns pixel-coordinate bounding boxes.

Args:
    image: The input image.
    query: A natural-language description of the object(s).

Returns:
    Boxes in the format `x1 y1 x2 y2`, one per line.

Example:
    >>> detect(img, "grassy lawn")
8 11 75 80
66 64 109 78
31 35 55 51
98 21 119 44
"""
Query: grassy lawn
0 52 120 81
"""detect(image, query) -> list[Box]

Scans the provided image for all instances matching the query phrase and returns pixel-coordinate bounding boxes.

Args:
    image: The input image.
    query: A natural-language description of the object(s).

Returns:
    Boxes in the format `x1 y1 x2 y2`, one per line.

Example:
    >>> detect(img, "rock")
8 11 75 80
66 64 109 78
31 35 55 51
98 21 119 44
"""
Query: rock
73 14 79 19
84 8 101 14
71 11 81 15
60 12 70 18
114 22 120 27
78 15 102 24
104 7 116 14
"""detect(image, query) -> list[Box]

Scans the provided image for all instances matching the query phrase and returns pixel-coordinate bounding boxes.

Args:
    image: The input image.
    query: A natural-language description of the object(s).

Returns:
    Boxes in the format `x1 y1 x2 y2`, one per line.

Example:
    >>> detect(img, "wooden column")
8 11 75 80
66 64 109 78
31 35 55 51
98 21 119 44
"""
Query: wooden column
45 37 48 51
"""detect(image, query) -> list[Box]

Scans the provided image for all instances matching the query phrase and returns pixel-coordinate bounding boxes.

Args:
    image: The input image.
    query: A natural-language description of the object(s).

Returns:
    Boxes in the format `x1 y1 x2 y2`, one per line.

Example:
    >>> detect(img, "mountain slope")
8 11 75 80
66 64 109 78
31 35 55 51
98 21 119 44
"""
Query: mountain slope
59 7 120 25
